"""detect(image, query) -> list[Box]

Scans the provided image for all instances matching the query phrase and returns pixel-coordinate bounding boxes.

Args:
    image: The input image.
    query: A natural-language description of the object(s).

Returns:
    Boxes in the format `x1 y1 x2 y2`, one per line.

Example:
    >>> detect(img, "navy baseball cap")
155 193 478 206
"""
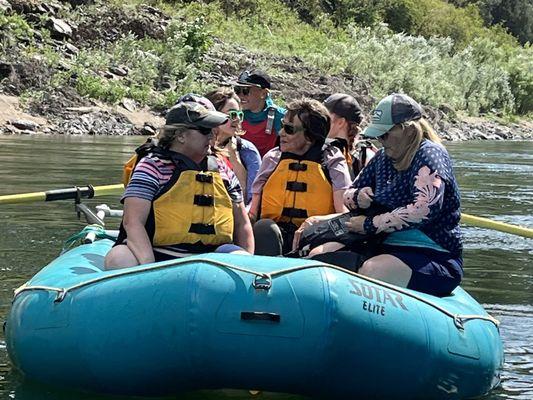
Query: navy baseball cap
363 93 423 138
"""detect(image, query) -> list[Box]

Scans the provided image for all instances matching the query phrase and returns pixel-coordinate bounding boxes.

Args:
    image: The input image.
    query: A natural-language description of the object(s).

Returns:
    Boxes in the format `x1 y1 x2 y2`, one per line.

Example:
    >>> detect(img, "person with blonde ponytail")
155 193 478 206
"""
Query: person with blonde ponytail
305 93 463 297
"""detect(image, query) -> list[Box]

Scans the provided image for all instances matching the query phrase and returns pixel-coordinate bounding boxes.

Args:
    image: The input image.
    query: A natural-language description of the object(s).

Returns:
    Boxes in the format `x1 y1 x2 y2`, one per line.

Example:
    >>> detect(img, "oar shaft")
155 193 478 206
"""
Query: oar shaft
0 184 123 205
461 213 533 239
92 184 124 197
1 185 532 239
0 191 47 205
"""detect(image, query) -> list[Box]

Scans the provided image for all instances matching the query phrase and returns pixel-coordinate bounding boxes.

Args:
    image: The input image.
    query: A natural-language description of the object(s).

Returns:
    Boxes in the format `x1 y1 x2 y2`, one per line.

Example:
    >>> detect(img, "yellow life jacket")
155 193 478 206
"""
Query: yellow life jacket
122 137 158 187
118 152 234 252
260 144 335 227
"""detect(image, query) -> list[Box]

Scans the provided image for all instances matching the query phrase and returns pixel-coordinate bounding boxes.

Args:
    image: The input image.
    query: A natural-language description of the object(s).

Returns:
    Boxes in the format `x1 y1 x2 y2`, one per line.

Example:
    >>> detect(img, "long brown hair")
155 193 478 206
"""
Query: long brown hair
286 98 331 145
394 118 441 171
205 87 245 158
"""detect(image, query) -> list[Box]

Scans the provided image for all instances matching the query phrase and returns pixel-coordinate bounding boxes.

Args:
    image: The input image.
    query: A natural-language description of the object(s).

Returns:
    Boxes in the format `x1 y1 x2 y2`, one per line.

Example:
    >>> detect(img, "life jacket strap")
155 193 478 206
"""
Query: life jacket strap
196 173 213 183
265 107 276 135
286 181 307 192
193 194 214 206
282 207 308 219
189 223 216 235
288 162 307 171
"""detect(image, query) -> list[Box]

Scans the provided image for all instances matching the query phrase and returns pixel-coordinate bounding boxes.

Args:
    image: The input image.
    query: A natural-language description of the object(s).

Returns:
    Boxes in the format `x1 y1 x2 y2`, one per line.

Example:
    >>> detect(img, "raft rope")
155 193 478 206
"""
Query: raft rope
14 256 499 329
61 225 116 253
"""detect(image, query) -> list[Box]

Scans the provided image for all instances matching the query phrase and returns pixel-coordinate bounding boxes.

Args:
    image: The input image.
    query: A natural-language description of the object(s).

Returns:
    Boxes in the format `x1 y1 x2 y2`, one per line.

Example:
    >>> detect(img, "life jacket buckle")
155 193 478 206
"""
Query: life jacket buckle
196 173 213 183
194 194 214 206
288 162 307 171
286 181 307 192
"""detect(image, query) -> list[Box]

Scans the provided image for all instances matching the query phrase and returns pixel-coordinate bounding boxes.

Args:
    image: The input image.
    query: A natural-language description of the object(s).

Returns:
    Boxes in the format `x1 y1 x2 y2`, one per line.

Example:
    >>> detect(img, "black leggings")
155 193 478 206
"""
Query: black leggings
253 219 298 256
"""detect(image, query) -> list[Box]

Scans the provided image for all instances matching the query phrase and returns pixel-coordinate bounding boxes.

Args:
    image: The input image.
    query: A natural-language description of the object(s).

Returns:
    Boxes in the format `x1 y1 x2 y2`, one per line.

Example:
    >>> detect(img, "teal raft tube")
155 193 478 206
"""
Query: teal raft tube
5 238 503 399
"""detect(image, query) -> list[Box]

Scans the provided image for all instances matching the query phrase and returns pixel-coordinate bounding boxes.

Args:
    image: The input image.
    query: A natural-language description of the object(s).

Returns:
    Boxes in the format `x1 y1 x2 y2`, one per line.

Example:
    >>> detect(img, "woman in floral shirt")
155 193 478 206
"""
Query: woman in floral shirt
313 93 463 296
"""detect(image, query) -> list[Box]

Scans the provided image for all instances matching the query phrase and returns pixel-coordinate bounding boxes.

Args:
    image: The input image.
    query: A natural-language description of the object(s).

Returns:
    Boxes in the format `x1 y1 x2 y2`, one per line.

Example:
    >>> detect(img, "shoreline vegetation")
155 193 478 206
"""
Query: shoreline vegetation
0 0 531 140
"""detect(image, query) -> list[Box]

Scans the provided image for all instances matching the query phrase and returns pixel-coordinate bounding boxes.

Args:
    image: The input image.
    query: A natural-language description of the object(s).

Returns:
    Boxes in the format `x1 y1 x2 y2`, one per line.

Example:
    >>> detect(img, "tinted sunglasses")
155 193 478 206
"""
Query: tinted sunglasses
281 121 304 135
227 109 244 122
234 86 251 96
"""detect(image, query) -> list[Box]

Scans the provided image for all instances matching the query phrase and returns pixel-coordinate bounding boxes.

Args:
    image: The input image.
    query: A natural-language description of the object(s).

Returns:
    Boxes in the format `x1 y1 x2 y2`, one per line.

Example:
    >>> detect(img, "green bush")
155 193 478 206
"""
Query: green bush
0 11 33 52
54 11 211 106
452 0 533 45
5 0 532 117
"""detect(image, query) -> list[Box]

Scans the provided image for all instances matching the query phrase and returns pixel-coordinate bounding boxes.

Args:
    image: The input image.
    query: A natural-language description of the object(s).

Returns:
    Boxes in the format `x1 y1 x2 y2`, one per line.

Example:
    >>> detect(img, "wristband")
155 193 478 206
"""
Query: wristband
363 216 378 234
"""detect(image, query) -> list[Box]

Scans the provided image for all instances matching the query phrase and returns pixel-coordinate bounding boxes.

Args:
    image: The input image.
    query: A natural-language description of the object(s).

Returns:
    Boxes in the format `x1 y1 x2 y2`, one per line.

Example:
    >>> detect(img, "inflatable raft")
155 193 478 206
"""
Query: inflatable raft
5 237 503 399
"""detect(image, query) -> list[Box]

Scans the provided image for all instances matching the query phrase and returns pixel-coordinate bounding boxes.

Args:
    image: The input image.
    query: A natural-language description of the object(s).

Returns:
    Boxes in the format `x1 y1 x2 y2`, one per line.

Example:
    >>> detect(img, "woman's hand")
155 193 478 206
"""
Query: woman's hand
292 215 332 251
345 215 366 234
357 187 374 209
343 188 358 210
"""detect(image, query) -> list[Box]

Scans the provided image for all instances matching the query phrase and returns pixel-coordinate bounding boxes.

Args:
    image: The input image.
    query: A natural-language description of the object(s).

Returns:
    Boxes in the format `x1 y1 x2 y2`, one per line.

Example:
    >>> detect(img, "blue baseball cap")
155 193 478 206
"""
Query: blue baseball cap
363 93 423 138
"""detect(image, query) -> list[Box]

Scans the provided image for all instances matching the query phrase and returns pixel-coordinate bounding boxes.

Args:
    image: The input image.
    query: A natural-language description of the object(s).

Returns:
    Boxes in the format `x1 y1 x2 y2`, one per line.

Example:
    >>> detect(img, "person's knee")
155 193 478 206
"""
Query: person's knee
104 245 138 270
358 257 381 276
253 218 278 234
253 219 283 256
216 243 250 255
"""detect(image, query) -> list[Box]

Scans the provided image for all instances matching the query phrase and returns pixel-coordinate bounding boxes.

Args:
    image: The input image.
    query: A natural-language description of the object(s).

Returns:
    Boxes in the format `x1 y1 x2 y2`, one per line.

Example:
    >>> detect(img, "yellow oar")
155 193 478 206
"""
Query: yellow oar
461 213 533 239
0 184 123 205
1 185 532 239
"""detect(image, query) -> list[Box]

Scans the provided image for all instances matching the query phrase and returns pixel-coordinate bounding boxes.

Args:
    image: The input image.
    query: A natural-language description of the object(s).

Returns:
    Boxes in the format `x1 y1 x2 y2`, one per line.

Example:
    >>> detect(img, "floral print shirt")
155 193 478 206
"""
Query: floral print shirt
350 140 462 257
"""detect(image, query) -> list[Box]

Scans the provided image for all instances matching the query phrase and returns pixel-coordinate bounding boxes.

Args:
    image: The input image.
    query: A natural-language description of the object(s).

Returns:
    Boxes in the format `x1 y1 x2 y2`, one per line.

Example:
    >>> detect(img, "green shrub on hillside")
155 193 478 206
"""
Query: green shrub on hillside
334 25 516 114
466 37 533 114
56 14 211 106
450 0 533 45
0 11 33 51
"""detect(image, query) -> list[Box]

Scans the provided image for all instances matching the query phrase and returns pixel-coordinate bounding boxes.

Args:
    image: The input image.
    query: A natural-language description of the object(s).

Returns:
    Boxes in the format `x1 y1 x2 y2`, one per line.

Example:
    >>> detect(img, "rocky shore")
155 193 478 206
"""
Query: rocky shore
1 0 531 140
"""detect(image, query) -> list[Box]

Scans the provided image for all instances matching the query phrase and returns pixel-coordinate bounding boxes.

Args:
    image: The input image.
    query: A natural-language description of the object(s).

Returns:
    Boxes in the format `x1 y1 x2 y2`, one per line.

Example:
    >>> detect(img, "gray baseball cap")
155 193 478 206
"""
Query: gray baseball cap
324 93 363 124
177 93 216 111
363 93 423 138
165 101 228 131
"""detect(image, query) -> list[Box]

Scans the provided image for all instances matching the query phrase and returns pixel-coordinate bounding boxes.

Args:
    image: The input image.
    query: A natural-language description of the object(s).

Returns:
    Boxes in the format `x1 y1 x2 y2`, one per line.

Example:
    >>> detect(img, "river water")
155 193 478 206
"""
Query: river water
0 136 531 399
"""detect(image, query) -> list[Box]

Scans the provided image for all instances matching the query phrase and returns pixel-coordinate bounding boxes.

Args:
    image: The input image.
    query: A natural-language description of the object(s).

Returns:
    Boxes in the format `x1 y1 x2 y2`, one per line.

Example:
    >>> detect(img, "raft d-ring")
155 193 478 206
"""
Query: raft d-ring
453 315 465 330
54 290 67 303
253 275 272 291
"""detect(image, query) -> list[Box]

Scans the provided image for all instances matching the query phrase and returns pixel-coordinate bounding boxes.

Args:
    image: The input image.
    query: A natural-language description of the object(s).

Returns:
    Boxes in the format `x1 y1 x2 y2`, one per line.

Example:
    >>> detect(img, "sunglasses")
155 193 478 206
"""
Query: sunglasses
227 109 244 122
281 121 304 135
234 87 251 96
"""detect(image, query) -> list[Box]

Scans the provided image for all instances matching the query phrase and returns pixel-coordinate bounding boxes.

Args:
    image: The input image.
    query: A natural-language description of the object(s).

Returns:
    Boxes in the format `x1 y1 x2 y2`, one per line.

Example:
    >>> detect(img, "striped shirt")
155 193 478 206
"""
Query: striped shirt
123 152 243 203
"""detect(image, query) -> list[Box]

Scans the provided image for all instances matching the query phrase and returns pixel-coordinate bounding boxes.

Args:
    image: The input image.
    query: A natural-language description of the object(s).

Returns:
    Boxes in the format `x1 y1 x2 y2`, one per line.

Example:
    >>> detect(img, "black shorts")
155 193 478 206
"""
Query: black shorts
383 245 463 296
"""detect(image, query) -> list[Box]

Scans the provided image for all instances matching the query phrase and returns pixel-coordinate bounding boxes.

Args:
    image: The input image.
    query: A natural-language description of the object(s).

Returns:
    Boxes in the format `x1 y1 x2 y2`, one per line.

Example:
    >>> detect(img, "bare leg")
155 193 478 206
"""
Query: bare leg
358 254 412 287
104 244 140 270
308 241 345 257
